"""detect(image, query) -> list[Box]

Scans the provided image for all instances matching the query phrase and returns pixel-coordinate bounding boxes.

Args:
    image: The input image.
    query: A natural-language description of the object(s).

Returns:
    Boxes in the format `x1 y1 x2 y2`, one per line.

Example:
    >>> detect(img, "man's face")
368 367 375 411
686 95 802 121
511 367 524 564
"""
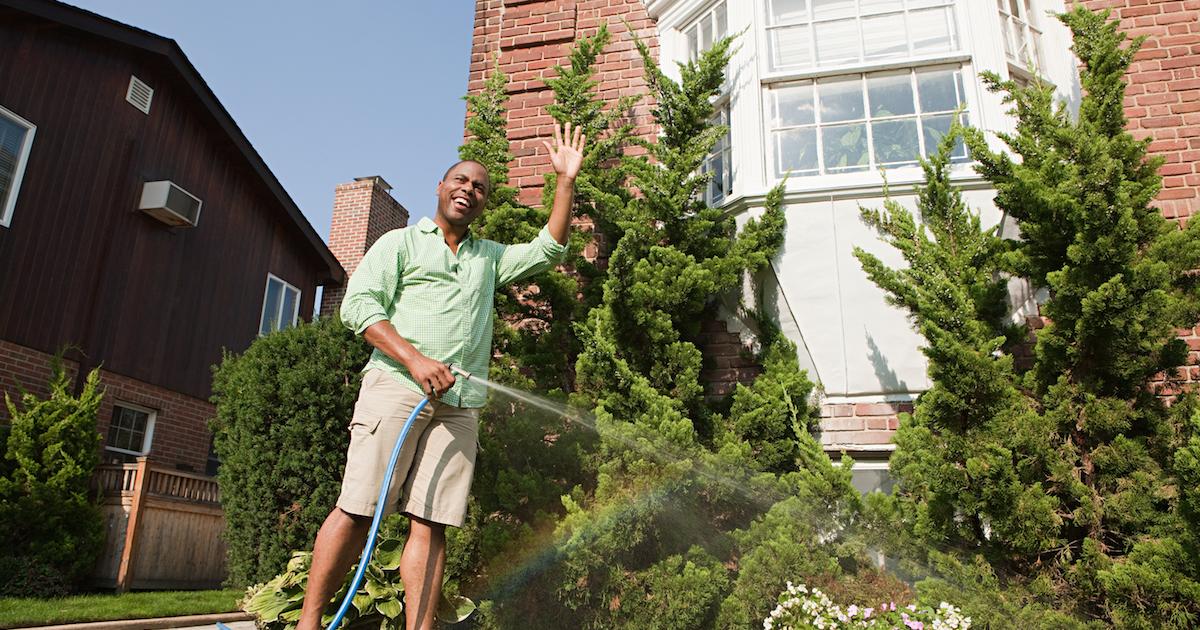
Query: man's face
436 162 490 228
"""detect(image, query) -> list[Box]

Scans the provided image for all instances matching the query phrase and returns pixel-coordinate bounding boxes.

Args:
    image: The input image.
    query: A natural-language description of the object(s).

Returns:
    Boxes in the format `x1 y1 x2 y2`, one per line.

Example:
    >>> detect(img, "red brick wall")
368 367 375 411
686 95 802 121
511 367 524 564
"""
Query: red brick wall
466 0 658 207
1 339 215 473
1082 0 1200 221
319 177 409 318
1081 0 1200 385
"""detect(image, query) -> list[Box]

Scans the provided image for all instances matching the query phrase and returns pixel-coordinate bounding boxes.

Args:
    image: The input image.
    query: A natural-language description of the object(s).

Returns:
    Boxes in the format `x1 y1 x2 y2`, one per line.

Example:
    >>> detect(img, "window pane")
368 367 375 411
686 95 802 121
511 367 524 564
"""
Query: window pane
0 115 27 210
818 75 865 123
687 25 699 61
814 18 859 65
775 128 819 176
772 82 816 127
715 2 728 40
107 406 150 453
770 0 808 23
812 0 855 20
822 123 869 172
921 113 967 159
917 67 960 112
868 71 916 117
261 278 283 335
872 119 920 166
770 25 812 70
909 7 956 54
700 14 713 51
862 13 908 60
859 0 898 15
280 287 299 329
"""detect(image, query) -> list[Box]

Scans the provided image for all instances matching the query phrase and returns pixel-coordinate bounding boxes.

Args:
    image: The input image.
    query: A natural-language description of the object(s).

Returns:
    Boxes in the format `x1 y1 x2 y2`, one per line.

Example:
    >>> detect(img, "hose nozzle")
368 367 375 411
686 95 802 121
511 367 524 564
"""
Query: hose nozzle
447 364 472 381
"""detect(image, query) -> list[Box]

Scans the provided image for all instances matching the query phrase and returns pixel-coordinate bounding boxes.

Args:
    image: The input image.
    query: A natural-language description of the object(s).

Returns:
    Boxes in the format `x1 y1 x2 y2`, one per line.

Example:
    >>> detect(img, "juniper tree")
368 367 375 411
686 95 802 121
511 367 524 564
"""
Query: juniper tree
856 8 1200 627
0 359 104 595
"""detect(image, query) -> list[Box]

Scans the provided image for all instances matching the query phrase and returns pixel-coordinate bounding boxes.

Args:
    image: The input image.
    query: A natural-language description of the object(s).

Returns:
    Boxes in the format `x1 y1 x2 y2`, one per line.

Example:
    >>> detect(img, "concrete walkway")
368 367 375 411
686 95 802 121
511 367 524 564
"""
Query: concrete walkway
13 613 253 630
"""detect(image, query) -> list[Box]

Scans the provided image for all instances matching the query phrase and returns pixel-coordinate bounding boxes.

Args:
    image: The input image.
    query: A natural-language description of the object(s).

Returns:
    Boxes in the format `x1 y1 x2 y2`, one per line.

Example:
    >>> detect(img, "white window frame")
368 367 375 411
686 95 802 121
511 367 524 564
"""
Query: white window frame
844 458 894 495
761 0 960 78
755 0 975 187
997 0 1043 72
702 102 734 205
104 401 157 458
259 273 301 336
766 65 970 179
0 105 36 228
684 0 729 62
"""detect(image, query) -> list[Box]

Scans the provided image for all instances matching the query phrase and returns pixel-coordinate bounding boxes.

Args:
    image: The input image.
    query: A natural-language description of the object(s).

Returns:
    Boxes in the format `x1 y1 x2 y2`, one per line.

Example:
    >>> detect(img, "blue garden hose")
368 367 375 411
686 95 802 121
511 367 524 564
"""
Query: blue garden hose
325 394 431 630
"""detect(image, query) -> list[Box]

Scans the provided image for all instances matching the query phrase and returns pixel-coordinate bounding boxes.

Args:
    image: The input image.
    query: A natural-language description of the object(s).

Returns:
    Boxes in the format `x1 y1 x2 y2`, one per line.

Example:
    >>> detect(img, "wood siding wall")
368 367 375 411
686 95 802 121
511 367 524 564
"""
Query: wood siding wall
0 9 326 399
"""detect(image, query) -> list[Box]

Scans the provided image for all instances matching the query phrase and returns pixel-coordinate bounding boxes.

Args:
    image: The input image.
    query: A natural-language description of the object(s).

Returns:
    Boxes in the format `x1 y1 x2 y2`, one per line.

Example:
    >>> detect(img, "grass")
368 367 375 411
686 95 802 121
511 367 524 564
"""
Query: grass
0 588 243 628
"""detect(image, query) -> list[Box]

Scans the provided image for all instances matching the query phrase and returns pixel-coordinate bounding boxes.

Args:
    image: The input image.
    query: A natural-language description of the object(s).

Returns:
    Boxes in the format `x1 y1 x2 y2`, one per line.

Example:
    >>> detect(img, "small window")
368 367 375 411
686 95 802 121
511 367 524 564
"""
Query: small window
997 0 1043 70
260 273 301 336
205 437 220 477
0 105 36 228
702 105 733 205
105 403 156 462
848 458 894 495
685 0 728 61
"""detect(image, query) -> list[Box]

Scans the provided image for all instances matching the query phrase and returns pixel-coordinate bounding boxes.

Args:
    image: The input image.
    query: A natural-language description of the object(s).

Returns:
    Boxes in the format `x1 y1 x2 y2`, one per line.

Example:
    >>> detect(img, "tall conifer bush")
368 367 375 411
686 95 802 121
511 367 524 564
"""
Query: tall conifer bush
211 317 372 586
856 8 1200 627
0 360 104 595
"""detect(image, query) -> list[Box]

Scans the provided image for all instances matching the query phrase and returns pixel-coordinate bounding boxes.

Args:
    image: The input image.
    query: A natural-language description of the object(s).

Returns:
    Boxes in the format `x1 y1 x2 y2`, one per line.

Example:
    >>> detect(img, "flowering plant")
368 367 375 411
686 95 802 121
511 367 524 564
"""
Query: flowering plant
763 582 970 630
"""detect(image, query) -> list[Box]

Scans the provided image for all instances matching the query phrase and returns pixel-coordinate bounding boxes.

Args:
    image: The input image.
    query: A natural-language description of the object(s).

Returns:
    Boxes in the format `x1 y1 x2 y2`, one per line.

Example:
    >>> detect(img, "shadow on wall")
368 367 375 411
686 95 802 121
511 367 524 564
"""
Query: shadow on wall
865 331 909 394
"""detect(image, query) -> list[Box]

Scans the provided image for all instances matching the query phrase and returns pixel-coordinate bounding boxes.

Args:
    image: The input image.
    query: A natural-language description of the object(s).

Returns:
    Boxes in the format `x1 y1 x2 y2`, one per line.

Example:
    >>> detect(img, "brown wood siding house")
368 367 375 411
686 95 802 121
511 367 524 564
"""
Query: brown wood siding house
0 0 344 474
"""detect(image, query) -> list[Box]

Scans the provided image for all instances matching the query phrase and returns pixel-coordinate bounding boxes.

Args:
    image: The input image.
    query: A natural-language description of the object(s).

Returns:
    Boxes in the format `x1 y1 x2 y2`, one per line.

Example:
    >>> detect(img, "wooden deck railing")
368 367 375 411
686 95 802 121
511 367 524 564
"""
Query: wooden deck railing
92 458 225 591
95 461 221 504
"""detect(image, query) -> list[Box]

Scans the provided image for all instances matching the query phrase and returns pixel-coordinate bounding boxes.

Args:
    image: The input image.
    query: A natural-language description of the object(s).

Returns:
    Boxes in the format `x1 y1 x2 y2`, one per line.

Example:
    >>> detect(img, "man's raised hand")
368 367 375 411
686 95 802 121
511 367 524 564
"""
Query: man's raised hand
543 121 586 181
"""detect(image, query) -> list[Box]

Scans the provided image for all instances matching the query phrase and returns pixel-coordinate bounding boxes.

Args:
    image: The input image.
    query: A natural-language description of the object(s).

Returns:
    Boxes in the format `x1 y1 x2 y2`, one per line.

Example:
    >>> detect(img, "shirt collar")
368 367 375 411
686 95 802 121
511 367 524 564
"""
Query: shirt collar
417 216 473 242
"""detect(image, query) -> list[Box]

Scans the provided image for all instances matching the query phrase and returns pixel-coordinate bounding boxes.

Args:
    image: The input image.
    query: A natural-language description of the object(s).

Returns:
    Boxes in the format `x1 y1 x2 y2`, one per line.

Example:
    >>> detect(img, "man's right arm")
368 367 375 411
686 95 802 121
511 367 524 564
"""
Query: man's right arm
361 322 454 395
340 231 454 396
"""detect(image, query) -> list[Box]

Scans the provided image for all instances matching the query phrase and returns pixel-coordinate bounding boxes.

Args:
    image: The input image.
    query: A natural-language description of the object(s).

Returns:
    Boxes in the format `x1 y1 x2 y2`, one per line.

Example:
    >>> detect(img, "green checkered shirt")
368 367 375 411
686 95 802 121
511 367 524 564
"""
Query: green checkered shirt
340 217 567 407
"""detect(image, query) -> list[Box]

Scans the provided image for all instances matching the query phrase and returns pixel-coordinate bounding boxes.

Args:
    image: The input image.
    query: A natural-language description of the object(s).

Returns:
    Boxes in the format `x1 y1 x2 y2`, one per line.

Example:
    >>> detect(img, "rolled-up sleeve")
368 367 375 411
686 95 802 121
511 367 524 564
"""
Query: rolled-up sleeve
340 230 406 335
495 225 568 286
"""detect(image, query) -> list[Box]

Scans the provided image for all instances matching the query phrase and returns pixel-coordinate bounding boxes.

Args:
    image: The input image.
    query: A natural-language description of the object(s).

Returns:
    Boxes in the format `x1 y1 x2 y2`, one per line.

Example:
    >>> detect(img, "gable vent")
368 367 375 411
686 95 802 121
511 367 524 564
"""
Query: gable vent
126 75 153 114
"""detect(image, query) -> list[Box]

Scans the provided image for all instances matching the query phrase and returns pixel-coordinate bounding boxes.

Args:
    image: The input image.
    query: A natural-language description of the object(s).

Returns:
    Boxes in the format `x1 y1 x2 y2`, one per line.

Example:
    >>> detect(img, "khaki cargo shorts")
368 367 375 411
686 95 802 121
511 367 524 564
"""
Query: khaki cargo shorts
336 369 479 527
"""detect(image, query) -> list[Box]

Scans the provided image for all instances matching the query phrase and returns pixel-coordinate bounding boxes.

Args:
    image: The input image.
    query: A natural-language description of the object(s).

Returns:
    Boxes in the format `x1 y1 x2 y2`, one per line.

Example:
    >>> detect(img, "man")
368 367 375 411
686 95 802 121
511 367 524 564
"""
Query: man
296 122 585 630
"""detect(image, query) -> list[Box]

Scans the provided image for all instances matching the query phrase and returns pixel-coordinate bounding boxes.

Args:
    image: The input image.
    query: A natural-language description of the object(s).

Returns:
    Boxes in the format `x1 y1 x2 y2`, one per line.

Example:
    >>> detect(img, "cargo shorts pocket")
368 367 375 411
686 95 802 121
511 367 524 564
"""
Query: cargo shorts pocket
349 414 383 435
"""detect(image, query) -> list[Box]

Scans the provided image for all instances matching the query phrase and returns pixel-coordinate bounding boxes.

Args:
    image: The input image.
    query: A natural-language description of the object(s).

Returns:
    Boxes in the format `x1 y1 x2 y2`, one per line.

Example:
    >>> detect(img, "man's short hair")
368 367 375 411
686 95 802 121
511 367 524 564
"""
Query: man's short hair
442 159 489 183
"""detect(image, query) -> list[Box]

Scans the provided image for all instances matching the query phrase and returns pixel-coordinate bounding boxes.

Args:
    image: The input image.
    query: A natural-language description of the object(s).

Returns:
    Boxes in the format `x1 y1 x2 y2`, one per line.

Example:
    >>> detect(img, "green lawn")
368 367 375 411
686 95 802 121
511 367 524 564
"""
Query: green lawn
0 589 242 628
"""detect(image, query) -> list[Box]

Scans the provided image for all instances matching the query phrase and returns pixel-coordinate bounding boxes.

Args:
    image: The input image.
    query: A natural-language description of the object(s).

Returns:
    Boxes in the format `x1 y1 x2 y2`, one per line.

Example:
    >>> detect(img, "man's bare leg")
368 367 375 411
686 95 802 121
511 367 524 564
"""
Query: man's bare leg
401 515 447 630
296 508 372 630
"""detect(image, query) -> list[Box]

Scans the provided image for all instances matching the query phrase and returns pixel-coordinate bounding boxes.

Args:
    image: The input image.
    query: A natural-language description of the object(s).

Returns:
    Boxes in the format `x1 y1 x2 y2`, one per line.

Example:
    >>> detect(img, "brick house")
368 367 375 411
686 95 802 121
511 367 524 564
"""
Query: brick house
454 0 1199 492
0 0 344 475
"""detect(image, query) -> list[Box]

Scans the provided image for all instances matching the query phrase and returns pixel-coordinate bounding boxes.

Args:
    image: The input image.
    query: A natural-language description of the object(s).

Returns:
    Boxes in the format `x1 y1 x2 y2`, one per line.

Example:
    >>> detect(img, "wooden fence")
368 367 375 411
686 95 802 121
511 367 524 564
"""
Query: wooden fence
92 458 227 591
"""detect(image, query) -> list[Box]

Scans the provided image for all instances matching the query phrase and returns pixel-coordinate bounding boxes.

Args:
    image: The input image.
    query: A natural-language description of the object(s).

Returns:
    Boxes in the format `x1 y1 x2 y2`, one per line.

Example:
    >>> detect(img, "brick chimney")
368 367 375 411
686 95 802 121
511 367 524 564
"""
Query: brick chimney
319 176 409 318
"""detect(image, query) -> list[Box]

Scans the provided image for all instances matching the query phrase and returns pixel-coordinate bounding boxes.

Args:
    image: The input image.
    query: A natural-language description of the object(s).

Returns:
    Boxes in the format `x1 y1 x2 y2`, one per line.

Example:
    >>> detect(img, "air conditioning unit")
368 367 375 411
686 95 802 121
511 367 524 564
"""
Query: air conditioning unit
138 180 202 227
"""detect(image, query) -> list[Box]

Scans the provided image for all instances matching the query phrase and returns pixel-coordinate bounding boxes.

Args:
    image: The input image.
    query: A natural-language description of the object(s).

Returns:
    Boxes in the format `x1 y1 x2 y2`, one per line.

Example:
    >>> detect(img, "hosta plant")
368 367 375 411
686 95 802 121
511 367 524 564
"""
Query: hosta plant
242 526 474 629
764 582 970 630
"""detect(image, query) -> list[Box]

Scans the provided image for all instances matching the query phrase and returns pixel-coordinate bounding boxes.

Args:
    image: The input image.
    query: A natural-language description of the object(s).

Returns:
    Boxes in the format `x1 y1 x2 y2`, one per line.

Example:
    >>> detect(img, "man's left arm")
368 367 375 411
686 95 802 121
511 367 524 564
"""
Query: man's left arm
496 122 586 286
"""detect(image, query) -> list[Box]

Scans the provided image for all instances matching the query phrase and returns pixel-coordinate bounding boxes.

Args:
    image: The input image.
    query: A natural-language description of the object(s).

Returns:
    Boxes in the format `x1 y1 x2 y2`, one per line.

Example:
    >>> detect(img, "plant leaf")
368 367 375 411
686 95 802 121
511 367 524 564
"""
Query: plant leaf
376 596 403 619
437 594 476 623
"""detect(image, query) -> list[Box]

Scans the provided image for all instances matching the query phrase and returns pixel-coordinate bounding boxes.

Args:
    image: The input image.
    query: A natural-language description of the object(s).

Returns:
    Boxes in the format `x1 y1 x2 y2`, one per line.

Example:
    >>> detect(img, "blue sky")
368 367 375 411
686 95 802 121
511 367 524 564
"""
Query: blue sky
63 1 477 235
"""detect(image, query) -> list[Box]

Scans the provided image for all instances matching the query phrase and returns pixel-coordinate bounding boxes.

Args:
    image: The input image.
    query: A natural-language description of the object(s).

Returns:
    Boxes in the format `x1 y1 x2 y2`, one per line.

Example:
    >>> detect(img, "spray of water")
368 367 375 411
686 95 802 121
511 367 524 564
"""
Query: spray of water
459 369 777 506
